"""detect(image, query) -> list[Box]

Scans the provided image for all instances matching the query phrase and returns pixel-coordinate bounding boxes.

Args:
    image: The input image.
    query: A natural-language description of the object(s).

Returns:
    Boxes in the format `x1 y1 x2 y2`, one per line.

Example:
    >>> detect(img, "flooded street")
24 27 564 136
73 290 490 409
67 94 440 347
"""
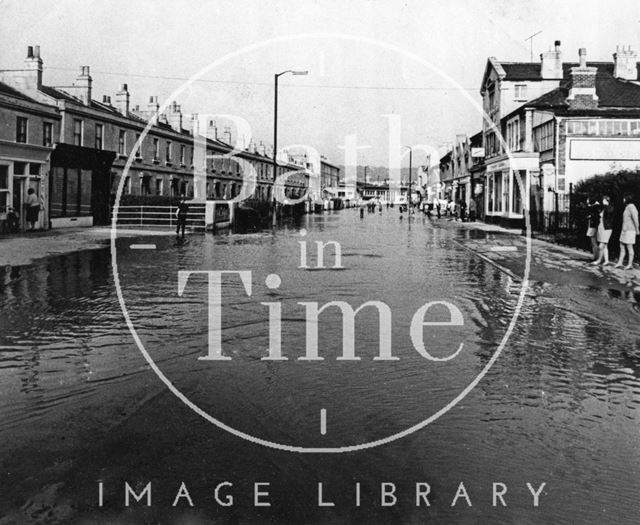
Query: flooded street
1 209 640 524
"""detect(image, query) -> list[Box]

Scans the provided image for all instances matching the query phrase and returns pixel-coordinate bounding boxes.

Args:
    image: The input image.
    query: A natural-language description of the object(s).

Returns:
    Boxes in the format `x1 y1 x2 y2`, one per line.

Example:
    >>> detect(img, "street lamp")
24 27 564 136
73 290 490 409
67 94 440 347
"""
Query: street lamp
403 146 413 212
272 69 308 226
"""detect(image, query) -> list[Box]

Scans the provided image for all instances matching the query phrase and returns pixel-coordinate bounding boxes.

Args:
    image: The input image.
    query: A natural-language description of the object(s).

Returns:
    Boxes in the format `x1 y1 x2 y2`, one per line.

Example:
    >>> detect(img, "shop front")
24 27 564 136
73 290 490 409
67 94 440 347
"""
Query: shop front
484 154 538 228
49 144 115 228
0 142 51 232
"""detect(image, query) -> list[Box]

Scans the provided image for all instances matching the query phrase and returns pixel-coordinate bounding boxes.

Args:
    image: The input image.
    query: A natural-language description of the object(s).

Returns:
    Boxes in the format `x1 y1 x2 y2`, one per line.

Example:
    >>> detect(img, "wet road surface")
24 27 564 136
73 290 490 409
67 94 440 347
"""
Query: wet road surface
1 209 639 524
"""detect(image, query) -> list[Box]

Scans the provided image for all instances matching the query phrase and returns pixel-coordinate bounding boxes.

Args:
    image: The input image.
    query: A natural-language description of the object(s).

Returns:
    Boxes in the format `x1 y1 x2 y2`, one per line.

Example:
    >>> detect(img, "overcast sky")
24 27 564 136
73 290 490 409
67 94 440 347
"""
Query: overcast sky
2 0 640 166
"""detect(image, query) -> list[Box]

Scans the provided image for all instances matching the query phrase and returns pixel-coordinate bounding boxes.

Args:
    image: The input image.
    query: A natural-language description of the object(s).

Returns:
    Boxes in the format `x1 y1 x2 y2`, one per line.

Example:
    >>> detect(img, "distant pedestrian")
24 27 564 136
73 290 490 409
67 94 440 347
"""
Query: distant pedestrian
359 205 364 219
592 195 614 266
585 197 600 260
176 195 189 239
24 188 40 230
436 201 441 219
468 199 477 221
460 200 467 222
615 194 639 270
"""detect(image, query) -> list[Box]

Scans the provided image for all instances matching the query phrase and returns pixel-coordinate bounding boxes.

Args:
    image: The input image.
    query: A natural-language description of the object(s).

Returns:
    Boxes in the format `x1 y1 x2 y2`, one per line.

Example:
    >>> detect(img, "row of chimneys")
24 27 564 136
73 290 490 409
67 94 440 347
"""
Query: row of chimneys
540 40 638 81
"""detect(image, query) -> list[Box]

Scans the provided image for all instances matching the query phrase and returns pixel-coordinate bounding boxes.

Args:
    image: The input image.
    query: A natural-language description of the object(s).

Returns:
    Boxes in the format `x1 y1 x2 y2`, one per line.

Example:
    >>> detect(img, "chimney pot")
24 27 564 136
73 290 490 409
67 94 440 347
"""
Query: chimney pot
120 83 128 91
579 48 587 67
34 45 40 58
27 46 33 58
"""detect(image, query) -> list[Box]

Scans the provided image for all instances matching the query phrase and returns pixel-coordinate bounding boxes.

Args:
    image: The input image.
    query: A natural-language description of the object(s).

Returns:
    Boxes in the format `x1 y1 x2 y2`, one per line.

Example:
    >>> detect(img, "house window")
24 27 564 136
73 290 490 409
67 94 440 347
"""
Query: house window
141 176 151 195
488 89 496 113
43 122 53 146
73 119 83 146
155 178 163 195
153 138 159 160
16 117 28 143
95 124 104 150
514 84 527 100
135 133 142 158
180 144 186 165
118 130 126 155
123 176 131 194
533 121 554 152
165 141 172 163
506 118 520 151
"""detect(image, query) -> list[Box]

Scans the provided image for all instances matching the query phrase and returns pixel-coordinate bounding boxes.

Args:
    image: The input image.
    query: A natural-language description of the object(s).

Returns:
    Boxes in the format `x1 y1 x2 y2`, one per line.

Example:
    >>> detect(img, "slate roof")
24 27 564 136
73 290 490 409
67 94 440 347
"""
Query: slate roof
524 62 640 111
0 81 39 103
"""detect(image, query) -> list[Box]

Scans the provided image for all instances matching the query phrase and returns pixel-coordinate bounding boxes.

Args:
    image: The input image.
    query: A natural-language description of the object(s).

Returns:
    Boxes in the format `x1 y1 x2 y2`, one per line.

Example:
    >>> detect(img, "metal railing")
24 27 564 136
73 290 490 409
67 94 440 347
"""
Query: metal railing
113 205 205 230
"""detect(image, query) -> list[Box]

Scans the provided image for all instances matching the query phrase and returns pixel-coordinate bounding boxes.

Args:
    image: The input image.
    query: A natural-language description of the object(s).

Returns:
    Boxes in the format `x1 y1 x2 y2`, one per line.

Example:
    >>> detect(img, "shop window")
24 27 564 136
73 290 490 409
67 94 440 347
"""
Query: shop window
512 171 524 214
14 162 26 175
0 165 9 214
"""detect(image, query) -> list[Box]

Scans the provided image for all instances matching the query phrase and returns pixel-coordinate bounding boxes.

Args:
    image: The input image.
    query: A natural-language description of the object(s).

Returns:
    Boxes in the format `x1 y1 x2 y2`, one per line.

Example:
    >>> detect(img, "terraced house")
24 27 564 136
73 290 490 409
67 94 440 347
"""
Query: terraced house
0 79 59 231
0 46 309 230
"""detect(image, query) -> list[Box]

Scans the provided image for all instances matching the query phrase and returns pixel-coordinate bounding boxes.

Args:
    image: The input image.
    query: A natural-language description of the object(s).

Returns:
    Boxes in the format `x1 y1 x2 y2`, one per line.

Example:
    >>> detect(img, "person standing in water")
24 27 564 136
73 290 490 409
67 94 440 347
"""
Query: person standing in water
615 194 639 269
24 188 40 231
175 195 189 239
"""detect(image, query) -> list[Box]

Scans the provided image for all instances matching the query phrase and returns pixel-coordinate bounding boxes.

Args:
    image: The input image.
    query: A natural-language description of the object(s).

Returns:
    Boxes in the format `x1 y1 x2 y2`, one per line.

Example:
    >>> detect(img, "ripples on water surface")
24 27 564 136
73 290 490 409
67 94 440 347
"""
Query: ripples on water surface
1 210 639 524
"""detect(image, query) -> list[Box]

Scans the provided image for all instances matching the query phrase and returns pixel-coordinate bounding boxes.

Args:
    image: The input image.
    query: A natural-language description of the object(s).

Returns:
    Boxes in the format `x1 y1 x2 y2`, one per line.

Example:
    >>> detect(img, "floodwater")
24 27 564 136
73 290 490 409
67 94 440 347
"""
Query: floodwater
1 209 639 524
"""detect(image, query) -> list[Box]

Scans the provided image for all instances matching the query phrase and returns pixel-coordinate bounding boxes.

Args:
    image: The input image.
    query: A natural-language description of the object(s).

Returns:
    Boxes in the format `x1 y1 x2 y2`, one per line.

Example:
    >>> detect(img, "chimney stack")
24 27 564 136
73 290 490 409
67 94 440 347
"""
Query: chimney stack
22 44 43 90
540 40 563 80
73 66 92 105
568 48 599 110
613 45 638 81
167 101 183 132
223 126 232 144
114 83 130 115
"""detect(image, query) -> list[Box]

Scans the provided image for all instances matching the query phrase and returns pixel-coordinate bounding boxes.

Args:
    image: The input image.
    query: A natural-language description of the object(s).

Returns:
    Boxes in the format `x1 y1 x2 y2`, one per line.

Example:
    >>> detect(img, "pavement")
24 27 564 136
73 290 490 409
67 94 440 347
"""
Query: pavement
0 227 175 267
447 219 640 294
1 221 639 296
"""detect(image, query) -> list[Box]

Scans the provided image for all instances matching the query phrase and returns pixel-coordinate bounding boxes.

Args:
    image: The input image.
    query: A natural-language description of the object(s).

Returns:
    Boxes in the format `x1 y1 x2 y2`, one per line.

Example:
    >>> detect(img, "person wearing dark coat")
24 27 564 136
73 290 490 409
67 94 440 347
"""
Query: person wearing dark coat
591 195 614 266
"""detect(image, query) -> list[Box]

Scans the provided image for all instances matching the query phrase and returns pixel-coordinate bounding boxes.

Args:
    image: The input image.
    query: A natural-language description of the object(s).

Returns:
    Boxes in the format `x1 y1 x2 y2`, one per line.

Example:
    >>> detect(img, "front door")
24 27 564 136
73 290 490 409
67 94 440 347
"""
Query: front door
12 177 25 231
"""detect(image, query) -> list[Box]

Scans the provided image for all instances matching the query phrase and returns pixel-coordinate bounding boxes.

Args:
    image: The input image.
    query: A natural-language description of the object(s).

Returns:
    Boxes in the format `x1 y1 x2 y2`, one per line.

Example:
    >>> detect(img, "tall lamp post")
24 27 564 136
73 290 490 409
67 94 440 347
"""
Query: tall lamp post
272 69 308 226
403 146 413 212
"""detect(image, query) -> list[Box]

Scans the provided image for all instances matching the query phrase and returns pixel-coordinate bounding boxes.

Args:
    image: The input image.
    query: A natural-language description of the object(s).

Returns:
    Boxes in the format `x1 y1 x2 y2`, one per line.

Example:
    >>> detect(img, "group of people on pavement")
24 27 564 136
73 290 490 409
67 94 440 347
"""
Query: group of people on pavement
424 198 477 222
587 194 639 269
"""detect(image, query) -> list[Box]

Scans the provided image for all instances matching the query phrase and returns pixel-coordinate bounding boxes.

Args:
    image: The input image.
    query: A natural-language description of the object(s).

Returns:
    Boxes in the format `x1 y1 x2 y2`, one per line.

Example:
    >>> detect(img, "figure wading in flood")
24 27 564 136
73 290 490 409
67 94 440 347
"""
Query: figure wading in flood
176 195 189 240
